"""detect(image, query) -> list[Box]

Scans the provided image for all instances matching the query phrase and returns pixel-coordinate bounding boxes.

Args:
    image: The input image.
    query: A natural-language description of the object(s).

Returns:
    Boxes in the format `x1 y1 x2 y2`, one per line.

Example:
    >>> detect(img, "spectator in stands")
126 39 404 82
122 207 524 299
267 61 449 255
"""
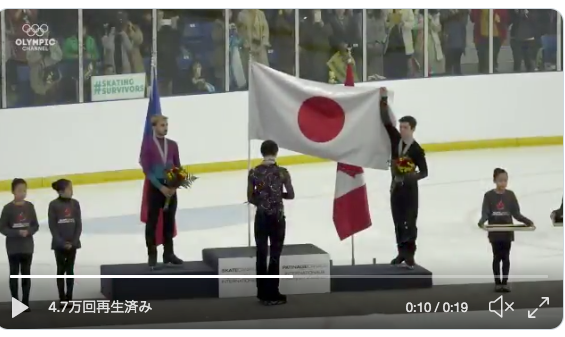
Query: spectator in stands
366 9 387 80
62 24 100 62
157 11 181 96
63 24 99 102
27 35 63 106
536 10 557 70
299 9 333 83
139 10 153 58
328 10 361 69
272 9 295 75
383 9 415 79
327 44 359 84
102 11 145 75
509 10 537 73
63 25 100 102
470 9 508 73
237 9 270 72
190 61 215 94
5 10 39 104
440 9 468 75
414 10 444 76
212 10 228 91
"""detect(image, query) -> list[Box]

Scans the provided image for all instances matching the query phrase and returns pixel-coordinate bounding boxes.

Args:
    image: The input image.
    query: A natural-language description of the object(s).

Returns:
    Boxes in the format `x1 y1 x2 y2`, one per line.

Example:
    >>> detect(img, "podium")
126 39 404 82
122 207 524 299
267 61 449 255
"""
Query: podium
330 263 432 292
100 261 217 301
100 243 433 301
203 244 331 298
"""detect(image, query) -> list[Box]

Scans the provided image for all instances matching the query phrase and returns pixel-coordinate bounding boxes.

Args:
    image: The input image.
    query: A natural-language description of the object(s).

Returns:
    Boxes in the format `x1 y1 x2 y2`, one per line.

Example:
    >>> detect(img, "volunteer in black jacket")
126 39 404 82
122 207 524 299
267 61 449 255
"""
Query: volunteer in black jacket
48 179 82 306
477 168 533 293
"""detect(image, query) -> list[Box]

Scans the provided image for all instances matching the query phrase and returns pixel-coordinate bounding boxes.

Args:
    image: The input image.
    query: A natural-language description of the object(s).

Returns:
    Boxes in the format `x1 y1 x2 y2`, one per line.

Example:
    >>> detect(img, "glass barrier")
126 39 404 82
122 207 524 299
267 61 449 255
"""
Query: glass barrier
0 9 563 108
157 9 225 96
501 9 559 73
4 9 79 108
297 9 362 83
82 9 151 102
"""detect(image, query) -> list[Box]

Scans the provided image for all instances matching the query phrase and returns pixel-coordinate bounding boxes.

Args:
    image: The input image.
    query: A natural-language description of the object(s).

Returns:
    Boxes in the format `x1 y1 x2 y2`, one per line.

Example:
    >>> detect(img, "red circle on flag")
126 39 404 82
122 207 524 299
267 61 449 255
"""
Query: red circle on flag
297 96 345 143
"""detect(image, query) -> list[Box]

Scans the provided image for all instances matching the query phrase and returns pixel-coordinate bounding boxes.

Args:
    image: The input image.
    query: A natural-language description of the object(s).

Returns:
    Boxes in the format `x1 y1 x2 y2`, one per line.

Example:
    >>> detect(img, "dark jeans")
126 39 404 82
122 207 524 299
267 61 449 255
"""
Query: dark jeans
8 253 33 305
391 185 419 257
254 210 286 299
145 183 178 257
491 241 512 285
511 39 536 72
55 248 77 301
445 48 464 75
476 36 502 73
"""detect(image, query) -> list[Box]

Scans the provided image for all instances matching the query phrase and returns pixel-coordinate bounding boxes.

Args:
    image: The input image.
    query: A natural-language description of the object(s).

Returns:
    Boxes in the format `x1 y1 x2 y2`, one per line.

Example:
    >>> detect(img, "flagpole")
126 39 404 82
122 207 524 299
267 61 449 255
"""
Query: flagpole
347 46 356 267
246 54 253 247
351 234 356 265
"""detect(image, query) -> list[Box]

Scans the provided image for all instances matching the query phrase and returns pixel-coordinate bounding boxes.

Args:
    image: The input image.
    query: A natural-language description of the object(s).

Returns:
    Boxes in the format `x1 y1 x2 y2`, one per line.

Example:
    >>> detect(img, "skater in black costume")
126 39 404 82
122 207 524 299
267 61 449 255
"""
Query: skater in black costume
247 140 295 305
379 87 428 268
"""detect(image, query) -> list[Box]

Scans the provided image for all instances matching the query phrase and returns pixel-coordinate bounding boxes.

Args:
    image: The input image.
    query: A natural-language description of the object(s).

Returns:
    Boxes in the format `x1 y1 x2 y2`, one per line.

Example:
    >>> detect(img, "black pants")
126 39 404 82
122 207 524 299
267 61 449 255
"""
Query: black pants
254 211 286 299
8 253 32 305
445 48 464 75
491 241 512 285
391 185 419 257
145 184 177 257
476 37 502 73
55 249 77 301
383 50 409 79
511 39 536 72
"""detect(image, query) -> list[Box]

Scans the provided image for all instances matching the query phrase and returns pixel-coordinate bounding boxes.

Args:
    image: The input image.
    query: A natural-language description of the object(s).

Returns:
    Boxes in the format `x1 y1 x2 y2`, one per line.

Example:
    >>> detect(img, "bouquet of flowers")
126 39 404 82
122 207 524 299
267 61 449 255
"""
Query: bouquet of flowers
394 157 416 174
392 156 416 185
163 166 198 210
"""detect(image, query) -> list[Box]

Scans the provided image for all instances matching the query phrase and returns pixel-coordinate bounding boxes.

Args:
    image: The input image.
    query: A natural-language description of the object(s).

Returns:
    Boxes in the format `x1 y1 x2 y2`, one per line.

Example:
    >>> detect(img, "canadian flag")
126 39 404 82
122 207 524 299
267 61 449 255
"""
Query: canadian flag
333 64 371 240
248 61 391 170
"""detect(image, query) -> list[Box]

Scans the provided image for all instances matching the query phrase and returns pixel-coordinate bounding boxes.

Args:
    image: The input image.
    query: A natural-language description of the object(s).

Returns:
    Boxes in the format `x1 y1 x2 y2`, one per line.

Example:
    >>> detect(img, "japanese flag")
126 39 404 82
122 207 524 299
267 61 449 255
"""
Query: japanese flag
248 61 391 170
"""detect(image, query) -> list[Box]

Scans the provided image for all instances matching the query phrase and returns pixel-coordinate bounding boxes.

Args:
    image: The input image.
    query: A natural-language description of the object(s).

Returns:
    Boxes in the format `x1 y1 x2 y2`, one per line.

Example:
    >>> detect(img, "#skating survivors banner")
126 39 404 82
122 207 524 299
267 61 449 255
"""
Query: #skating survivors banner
91 73 146 102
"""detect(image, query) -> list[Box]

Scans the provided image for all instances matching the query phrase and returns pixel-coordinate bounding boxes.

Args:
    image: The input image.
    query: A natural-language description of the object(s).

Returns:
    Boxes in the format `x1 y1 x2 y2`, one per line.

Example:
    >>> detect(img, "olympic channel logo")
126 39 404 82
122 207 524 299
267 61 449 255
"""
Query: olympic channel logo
16 23 57 51
22 23 49 37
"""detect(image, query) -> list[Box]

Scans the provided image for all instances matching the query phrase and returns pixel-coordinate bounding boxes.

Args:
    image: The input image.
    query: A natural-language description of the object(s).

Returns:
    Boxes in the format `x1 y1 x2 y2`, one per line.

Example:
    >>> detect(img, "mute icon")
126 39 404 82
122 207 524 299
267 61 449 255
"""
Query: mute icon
489 295 514 318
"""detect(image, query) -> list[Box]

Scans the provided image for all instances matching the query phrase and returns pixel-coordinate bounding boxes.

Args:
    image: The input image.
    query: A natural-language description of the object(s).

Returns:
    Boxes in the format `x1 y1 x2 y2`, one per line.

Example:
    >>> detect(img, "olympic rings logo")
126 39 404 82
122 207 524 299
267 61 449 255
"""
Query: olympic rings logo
22 23 49 37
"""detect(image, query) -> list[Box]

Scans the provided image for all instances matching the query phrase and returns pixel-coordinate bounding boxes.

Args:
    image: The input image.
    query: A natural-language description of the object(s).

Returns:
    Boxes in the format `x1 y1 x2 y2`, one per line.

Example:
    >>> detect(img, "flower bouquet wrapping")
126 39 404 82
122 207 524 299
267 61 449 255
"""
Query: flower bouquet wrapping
163 166 198 210
390 156 416 189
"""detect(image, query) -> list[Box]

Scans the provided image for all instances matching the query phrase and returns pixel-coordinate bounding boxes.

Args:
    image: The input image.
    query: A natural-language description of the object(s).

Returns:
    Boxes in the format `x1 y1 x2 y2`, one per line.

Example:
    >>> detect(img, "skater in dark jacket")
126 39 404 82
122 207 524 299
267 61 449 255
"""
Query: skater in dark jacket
248 140 295 306
379 87 428 268
0 178 39 311
477 168 533 293
48 179 82 307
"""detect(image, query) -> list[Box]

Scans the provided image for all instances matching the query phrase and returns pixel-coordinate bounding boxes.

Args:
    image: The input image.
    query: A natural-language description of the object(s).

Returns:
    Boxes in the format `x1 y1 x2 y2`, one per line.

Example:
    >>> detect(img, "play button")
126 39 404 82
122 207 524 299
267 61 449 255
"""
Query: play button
12 297 28 318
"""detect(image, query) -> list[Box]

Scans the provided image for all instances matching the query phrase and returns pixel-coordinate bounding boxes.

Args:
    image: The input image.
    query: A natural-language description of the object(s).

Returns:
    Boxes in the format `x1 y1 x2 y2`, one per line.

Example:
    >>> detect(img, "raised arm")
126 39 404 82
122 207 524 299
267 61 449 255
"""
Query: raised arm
281 168 295 200
510 191 534 225
379 91 401 145
477 193 490 227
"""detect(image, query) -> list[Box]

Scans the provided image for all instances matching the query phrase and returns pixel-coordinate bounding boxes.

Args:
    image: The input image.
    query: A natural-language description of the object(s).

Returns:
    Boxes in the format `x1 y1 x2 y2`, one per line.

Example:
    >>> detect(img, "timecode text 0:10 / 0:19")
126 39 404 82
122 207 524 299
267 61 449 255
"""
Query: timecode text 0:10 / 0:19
405 302 469 313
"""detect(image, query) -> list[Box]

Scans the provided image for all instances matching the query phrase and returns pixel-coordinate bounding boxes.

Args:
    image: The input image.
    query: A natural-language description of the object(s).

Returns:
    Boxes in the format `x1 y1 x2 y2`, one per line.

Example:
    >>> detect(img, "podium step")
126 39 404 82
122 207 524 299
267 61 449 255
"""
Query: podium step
330 263 433 292
100 261 217 301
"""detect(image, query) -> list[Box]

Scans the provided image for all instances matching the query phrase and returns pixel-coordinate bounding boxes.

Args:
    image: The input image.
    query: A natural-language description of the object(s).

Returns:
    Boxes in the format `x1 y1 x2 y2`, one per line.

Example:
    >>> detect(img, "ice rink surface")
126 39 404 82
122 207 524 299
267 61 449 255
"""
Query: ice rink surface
0 146 562 302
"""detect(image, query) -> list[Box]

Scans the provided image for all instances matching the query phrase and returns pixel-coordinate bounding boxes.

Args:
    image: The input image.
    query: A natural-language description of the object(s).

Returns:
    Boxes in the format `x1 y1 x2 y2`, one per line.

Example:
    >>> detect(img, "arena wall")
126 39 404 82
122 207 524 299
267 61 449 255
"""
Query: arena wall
0 72 562 191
